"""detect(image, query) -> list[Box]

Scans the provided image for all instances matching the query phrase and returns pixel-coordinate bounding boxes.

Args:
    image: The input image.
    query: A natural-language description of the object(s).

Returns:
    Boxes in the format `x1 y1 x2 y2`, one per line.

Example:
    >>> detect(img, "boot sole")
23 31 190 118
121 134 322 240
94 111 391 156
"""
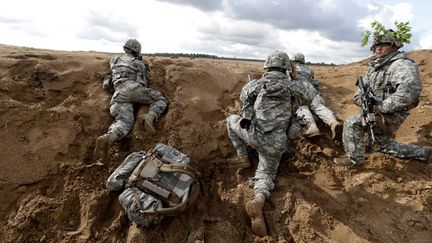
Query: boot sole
94 136 108 159
246 201 267 237
332 123 343 140
143 120 157 135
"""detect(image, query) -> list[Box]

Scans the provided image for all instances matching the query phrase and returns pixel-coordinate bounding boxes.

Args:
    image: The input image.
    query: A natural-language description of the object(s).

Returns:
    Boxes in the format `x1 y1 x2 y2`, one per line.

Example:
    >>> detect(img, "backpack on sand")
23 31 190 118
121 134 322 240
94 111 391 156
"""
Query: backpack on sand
106 144 201 227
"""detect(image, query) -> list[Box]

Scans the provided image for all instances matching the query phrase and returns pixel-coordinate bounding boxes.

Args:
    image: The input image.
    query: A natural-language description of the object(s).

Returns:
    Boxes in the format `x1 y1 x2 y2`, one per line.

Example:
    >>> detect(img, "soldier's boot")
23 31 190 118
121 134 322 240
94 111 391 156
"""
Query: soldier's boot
333 156 361 166
141 110 158 135
246 193 267 237
330 120 343 140
94 133 117 159
423 146 432 164
227 155 251 169
303 121 320 137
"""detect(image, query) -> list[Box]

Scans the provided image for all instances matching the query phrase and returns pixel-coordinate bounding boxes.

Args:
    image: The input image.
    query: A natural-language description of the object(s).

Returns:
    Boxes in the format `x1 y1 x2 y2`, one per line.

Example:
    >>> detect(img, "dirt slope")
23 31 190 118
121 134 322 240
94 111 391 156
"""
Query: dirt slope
0 44 431 242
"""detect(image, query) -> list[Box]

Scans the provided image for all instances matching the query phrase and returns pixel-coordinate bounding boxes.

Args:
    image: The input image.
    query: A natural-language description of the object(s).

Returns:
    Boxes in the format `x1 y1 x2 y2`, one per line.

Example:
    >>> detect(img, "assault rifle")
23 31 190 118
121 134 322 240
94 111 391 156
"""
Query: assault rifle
356 76 377 143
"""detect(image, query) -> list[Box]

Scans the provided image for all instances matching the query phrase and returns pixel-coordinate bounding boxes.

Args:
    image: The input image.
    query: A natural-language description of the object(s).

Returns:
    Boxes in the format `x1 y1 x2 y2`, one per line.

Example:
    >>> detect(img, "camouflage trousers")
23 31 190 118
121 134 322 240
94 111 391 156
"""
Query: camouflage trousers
108 81 167 139
226 114 287 197
296 94 337 128
343 112 431 164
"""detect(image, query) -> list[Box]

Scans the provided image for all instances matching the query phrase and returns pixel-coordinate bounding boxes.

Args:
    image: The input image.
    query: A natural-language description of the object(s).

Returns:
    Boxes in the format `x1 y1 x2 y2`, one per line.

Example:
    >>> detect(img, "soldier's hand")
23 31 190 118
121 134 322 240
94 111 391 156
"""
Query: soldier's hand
373 100 384 113
240 119 251 129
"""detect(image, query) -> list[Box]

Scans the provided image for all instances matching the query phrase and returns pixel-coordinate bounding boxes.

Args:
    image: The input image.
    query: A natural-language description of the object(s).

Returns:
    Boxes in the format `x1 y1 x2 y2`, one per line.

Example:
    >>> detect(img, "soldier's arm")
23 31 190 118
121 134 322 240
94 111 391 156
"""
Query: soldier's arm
135 59 149 85
379 60 422 113
291 81 316 106
240 80 260 120
109 56 119 69
353 88 361 106
309 69 320 89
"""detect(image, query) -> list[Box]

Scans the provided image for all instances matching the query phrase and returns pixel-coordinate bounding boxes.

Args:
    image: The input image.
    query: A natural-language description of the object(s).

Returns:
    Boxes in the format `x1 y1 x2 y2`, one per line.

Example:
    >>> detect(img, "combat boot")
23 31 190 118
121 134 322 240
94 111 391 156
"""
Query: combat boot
333 156 361 166
423 146 432 164
227 155 251 169
330 120 342 140
246 193 267 237
303 123 320 137
94 133 117 159
141 110 158 135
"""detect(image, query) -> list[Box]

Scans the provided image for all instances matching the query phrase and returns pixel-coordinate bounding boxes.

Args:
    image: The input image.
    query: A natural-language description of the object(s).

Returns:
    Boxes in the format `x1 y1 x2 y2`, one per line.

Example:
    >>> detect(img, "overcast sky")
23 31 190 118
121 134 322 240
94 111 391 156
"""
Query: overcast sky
1 0 431 64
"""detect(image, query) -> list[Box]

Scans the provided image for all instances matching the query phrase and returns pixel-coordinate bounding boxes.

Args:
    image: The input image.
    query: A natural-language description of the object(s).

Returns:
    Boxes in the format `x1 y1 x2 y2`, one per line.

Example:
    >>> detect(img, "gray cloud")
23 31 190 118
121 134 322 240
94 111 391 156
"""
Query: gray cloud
156 0 223 11
223 0 368 42
197 20 282 48
157 0 368 43
78 12 139 41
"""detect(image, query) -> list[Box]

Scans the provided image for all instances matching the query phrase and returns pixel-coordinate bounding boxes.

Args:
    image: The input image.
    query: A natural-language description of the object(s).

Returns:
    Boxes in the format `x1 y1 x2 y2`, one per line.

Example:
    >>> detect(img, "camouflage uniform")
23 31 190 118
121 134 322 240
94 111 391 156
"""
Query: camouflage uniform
105 53 167 139
343 51 430 164
227 71 315 196
293 55 339 134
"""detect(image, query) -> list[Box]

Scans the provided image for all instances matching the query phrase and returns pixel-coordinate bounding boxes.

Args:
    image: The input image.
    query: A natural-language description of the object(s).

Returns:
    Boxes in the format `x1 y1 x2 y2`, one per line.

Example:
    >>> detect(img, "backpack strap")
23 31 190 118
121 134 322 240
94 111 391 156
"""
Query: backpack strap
159 163 201 178
138 179 201 216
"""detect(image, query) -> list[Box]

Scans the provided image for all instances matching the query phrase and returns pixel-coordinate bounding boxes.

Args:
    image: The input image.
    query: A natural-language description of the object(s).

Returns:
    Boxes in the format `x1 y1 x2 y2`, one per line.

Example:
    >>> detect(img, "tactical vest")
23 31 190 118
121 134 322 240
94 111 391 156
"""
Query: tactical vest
110 54 147 87
366 55 416 104
126 150 201 216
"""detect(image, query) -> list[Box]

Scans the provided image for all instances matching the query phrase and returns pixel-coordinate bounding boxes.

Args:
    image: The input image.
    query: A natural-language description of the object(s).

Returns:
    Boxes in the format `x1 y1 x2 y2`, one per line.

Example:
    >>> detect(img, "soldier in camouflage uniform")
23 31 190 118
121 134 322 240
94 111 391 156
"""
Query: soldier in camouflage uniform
334 30 432 166
292 53 341 139
94 39 168 159
226 51 316 236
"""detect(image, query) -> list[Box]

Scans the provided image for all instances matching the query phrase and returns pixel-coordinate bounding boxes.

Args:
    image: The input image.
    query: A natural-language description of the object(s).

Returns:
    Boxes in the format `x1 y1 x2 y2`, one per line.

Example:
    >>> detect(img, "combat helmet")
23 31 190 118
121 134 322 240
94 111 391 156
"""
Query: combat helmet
263 50 290 70
123 39 141 55
370 29 403 51
292 53 305 64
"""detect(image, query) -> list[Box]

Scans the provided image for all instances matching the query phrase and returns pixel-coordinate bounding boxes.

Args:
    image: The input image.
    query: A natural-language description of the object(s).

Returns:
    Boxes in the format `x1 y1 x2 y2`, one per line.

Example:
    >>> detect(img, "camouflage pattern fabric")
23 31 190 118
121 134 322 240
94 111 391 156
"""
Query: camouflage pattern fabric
106 143 191 227
295 62 319 89
227 71 314 197
343 51 429 163
118 187 163 227
294 63 337 129
309 94 338 125
227 114 286 197
105 53 167 139
110 53 148 88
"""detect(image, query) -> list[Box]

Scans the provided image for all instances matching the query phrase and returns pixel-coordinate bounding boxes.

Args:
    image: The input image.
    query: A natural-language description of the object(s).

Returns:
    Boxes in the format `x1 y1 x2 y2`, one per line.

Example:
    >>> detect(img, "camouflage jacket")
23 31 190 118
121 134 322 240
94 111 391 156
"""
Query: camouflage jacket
295 62 320 89
240 71 315 133
109 53 148 88
354 51 422 114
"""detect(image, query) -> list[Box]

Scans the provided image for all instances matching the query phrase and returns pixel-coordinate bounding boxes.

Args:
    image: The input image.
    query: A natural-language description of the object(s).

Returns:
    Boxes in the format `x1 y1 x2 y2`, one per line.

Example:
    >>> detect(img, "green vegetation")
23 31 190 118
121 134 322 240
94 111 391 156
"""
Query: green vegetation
361 20 412 47
143 52 263 62
143 53 337 66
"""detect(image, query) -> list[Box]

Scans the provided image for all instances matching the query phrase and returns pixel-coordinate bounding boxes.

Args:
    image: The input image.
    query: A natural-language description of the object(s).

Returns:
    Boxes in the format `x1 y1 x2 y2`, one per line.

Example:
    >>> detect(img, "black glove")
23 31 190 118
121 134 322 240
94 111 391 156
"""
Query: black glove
240 119 251 129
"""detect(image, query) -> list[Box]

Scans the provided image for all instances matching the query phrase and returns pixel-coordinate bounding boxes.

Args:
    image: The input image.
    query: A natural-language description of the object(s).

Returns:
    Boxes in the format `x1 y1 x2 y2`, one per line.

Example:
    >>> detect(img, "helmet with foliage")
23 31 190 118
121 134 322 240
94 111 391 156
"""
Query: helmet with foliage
263 50 290 70
371 30 403 51
123 39 141 55
292 53 305 63
361 21 411 51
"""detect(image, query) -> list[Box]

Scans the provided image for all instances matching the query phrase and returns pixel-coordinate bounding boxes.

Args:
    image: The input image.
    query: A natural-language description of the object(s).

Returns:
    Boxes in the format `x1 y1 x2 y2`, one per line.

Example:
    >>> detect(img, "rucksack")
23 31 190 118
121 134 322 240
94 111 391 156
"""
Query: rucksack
252 80 292 133
106 144 201 227
126 150 201 216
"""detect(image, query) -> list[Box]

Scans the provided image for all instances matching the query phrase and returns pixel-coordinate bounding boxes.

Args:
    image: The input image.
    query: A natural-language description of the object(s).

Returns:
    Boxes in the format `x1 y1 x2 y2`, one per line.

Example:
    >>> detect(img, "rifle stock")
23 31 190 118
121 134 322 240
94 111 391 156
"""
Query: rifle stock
356 76 377 143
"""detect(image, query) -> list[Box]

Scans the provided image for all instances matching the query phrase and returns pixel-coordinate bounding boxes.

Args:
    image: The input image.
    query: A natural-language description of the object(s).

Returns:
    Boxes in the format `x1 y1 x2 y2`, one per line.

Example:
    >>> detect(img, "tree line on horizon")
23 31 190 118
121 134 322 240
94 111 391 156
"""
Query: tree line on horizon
144 52 337 66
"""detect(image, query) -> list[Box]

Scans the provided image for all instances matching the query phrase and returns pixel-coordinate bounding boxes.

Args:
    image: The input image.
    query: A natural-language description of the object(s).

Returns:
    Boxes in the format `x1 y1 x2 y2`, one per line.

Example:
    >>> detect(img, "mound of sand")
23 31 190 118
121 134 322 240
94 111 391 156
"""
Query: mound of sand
0 44 431 242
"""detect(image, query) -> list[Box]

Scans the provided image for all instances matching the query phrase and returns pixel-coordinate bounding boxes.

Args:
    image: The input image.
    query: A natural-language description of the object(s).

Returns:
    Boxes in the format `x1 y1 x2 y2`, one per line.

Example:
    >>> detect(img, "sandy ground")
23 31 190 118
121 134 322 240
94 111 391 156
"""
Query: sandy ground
0 44 431 242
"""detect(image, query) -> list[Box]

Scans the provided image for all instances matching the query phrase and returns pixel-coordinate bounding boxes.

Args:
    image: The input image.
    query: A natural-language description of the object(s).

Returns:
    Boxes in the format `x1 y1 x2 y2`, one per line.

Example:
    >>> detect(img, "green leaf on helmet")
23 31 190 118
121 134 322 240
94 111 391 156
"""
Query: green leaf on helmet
360 20 412 48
